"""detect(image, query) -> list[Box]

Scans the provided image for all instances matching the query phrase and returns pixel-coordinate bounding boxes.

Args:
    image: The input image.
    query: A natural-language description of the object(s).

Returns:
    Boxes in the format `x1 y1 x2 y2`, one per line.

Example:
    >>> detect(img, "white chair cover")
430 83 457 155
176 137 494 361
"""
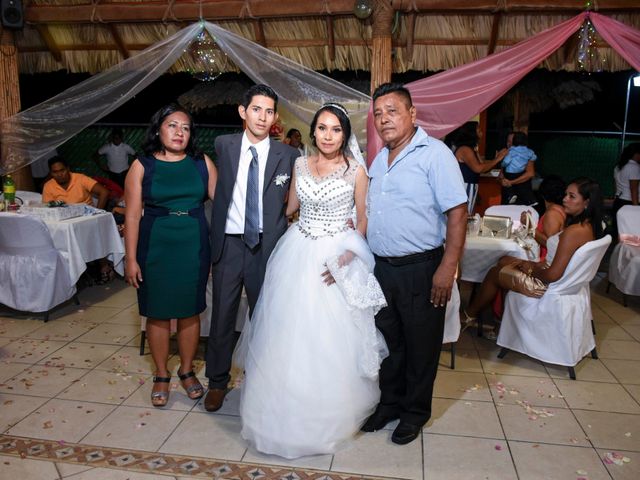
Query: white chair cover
0 213 76 313
609 206 640 296
497 235 611 367
485 205 539 230
15 190 42 206
443 280 461 344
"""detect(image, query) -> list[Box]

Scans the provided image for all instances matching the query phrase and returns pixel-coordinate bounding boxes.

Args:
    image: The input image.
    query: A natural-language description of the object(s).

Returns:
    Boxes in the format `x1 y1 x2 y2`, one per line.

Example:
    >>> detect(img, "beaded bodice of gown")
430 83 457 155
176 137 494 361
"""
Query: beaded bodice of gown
296 156 359 239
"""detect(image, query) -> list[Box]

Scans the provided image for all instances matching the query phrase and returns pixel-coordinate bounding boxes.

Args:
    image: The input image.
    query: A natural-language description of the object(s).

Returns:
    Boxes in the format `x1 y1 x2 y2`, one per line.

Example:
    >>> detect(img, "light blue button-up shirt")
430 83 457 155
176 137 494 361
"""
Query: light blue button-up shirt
367 127 467 257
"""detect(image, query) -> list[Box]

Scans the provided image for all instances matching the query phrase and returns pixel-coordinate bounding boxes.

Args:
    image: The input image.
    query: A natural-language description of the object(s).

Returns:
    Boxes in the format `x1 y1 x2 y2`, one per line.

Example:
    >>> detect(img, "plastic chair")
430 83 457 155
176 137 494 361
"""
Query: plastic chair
496 235 611 380
0 213 77 321
443 280 461 369
607 206 640 306
484 204 539 230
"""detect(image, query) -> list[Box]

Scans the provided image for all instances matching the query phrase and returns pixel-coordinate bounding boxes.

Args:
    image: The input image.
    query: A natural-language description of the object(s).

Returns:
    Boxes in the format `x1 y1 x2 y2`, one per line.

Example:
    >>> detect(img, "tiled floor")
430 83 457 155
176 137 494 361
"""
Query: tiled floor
1 274 639 479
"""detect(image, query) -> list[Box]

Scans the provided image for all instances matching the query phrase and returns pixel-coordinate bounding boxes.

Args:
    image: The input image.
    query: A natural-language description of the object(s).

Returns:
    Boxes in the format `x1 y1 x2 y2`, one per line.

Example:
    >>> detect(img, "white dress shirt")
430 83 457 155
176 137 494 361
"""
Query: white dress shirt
225 133 270 234
98 142 136 173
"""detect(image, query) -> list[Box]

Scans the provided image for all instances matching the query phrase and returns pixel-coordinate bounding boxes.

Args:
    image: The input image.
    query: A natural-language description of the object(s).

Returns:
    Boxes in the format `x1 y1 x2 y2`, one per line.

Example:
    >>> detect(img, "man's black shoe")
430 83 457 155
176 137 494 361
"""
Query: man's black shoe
391 421 421 445
361 410 400 432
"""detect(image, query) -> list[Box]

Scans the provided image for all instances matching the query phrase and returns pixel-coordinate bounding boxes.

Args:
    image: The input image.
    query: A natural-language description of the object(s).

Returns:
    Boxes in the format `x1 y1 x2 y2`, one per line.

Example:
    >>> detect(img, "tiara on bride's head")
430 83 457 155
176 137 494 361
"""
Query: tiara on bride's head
322 103 349 117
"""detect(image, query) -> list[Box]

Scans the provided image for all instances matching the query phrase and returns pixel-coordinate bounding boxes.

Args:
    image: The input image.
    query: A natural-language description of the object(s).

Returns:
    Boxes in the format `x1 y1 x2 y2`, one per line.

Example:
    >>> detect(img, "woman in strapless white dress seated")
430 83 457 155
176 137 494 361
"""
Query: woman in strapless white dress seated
234 103 388 459
462 177 604 324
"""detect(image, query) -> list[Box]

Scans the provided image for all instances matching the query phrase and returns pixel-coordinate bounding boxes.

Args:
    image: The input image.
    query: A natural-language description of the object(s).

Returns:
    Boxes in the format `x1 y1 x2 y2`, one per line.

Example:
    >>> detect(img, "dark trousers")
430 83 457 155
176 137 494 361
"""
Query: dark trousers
373 250 446 426
205 235 267 389
502 171 536 206
111 170 128 189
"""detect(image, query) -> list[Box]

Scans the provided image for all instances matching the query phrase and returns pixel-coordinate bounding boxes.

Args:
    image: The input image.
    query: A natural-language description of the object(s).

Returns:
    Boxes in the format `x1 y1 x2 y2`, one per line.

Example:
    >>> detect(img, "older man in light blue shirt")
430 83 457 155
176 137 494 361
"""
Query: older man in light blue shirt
362 83 467 446
368 126 466 256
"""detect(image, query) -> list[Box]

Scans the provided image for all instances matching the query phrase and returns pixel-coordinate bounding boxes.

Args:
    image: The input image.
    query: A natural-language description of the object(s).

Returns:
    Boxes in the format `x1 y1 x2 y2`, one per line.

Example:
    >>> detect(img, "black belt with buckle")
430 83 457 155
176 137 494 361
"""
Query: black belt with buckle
144 204 203 218
374 246 443 266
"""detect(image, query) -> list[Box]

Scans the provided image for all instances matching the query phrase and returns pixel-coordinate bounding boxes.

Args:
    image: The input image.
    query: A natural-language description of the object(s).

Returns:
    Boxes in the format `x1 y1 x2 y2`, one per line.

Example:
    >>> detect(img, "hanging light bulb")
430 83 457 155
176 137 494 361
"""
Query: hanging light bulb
354 0 373 20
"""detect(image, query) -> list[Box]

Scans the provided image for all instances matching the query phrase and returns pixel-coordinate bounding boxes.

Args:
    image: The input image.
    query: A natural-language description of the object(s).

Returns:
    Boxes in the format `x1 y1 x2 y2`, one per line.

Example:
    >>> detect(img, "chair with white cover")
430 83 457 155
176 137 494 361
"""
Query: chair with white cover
484 204 539 230
607 206 640 306
442 280 461 369
0 213 77 321
15 190 42 206
496 235 611 380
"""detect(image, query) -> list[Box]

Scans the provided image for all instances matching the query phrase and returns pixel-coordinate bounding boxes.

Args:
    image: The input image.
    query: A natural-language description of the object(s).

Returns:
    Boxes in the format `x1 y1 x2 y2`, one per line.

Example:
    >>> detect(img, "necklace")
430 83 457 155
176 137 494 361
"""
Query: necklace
313 155 343 177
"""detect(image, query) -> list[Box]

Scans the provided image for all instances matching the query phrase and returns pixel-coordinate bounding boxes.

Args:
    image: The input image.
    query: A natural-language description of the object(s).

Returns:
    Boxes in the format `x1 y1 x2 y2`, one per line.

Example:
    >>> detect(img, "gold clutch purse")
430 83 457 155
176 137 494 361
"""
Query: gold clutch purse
499 264 547 298
480 215 513 239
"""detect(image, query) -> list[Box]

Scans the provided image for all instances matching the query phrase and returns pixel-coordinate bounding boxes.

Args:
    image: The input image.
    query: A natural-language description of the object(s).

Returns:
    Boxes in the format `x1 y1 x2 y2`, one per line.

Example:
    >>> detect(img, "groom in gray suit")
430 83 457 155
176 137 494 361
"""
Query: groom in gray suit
205 84 299 412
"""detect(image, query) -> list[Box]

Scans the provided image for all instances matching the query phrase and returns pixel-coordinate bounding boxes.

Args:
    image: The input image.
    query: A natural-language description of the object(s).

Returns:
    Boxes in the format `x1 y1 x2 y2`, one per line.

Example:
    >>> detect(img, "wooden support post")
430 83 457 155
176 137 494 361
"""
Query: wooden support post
0 30 33 190
370 0 394 94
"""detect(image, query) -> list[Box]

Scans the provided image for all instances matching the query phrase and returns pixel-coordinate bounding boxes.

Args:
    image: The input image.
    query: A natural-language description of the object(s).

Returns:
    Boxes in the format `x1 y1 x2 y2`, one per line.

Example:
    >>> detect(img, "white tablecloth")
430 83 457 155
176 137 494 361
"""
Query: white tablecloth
44 213 125 284
461 235 535 283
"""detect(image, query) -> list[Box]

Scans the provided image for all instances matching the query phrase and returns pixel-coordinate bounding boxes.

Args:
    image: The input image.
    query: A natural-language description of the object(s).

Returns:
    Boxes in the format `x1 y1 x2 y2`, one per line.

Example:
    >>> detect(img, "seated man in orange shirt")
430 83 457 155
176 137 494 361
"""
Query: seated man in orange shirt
43 157 109 210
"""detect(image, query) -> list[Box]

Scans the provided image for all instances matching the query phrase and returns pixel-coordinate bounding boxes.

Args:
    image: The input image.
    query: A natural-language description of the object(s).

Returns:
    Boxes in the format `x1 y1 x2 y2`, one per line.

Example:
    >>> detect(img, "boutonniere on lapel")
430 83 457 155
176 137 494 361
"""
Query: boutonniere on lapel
274 174 290 187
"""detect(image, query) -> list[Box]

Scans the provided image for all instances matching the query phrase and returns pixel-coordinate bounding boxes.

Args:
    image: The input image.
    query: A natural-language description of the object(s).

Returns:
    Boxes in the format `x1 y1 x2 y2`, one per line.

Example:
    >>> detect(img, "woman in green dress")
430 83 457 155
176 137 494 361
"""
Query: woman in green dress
124 104 216 407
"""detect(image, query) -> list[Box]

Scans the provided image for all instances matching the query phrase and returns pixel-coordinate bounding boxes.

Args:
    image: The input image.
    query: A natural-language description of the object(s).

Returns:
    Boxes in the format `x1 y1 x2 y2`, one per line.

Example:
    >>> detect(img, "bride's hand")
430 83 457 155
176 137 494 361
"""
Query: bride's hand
321 268 336 286
338 250 355 267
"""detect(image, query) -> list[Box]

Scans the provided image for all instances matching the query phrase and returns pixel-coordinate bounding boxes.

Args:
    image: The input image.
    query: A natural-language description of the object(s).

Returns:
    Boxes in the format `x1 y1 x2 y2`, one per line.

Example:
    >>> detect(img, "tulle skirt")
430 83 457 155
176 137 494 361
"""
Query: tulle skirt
236 224 387 458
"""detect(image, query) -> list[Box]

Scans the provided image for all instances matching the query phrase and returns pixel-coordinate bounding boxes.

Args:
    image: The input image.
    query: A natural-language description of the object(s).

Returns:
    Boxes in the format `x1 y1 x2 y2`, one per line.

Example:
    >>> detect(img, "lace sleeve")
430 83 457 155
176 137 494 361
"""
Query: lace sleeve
342 159 360 187
294 156 309 178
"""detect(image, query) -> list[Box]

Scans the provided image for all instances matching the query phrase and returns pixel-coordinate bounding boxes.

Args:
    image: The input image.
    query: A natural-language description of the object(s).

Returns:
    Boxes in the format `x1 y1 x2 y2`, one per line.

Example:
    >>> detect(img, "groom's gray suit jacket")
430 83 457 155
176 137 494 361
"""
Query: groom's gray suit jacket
210 133 298 265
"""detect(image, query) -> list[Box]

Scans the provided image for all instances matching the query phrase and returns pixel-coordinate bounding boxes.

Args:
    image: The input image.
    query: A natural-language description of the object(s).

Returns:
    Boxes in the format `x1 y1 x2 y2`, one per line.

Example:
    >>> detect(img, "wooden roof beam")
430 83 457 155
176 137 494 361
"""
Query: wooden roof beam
326 16 335 62
487 12 502 55
25 0 638 24
396 0 636 13
25 1 356 24
252 19 266 47
108 24 130 59
35 24 62 62
16 38 613 53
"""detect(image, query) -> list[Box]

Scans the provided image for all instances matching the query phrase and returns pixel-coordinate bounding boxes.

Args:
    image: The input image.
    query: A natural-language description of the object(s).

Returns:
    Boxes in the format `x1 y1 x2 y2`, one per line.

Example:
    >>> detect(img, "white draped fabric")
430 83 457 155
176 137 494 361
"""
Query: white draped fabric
0 213 76 313
609 206 640 296
0 22 369 175
498 235 611 367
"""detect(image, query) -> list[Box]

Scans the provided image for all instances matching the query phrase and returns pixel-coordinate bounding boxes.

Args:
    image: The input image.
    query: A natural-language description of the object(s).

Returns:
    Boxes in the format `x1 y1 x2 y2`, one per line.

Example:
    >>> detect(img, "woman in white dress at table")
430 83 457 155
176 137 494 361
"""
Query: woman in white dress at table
235 103 387 459
462 177 604 326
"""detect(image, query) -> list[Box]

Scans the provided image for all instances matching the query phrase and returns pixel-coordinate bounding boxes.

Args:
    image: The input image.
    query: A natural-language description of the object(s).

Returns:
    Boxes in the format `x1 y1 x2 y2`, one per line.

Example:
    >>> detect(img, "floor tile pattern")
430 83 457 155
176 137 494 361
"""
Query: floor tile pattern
1 274 639 479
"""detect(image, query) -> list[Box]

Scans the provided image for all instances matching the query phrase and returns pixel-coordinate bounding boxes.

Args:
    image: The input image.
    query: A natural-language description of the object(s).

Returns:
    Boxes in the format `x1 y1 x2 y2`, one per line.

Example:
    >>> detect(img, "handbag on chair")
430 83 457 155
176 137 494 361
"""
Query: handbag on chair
513 211 538 260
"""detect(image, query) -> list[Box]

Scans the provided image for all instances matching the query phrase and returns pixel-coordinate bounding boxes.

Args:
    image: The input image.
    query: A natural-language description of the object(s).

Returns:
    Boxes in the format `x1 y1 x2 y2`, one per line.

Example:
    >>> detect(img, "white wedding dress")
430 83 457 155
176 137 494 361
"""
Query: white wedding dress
237 157 388 459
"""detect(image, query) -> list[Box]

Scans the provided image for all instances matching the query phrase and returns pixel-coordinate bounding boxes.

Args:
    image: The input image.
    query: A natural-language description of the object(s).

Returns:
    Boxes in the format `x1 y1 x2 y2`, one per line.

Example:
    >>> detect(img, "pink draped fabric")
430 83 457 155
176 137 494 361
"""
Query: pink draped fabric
591 13 640 71
366 11 640 163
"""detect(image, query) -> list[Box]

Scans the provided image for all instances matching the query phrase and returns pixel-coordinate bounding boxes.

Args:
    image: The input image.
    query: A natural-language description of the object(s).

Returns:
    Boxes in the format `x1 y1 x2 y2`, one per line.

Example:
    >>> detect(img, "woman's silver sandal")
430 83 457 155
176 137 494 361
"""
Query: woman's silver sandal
460 309 477 333
178 370 204 400
151 376 171 407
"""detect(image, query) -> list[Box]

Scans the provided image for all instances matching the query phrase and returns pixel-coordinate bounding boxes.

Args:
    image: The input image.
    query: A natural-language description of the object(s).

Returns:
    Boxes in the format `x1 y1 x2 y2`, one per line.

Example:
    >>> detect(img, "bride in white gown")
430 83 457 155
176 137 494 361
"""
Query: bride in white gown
236 103 388 459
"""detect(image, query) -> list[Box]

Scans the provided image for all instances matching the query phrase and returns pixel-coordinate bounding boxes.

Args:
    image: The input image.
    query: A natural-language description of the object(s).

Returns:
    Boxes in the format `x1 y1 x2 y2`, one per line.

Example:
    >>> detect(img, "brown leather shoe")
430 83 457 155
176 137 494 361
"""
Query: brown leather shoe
204 388 227 412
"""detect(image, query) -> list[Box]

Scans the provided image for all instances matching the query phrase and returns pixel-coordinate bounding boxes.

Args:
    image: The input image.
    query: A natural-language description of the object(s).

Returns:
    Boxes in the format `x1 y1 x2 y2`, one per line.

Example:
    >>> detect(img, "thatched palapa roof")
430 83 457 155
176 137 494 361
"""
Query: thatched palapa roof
11 0 640 75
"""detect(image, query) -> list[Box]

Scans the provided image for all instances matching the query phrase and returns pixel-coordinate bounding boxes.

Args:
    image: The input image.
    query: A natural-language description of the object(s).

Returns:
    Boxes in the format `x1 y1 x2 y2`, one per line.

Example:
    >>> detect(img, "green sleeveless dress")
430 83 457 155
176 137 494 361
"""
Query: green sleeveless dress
136 155 210 319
